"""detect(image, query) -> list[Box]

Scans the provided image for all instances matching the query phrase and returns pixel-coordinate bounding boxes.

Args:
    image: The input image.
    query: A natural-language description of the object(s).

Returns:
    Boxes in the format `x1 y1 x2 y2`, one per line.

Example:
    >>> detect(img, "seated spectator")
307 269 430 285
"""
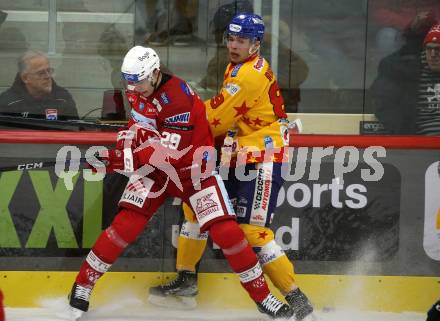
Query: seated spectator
370 0 439 59
144 0 200 46
371 23 440 135
0 51 79 120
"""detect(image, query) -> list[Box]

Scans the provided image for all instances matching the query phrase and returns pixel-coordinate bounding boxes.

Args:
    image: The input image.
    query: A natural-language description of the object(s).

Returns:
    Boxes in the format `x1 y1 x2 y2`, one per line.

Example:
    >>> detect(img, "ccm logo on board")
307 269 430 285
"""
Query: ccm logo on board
17 162 43 170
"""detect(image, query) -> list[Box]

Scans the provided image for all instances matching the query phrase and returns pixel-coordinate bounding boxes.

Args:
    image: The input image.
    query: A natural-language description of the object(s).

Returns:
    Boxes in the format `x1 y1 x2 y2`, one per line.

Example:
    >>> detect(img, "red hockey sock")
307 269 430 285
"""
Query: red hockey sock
75 229 124 287
76 209 149 287
209 220 270 302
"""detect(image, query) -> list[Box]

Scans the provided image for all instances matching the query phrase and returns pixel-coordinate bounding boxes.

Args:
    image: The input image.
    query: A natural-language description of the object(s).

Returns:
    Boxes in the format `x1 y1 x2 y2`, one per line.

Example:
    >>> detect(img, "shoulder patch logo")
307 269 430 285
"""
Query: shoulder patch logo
180 81 194 97
253 57 264 72
160 92 170 105
225 83 241 96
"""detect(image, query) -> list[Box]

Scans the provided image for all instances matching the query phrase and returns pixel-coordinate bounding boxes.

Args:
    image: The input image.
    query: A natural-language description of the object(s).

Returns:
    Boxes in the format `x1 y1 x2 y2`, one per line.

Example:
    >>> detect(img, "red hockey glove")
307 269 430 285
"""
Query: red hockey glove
87 129 138 174
93 148 138 174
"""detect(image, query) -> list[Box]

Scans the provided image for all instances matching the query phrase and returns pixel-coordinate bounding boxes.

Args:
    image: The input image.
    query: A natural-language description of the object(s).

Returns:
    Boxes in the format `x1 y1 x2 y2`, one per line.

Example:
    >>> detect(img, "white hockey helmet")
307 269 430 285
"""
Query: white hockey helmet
121 46 160 88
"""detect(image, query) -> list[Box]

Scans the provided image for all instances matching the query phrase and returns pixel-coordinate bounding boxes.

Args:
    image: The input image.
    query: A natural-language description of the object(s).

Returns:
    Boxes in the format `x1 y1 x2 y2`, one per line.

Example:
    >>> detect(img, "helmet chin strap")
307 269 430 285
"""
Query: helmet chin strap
248 41 260 56
150 70 161 90
249 45 260 56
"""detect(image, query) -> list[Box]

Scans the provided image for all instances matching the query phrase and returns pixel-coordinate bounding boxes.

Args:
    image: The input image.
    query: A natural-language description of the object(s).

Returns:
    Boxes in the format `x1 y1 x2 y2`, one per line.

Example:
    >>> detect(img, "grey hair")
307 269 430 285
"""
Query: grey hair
18 50 48 74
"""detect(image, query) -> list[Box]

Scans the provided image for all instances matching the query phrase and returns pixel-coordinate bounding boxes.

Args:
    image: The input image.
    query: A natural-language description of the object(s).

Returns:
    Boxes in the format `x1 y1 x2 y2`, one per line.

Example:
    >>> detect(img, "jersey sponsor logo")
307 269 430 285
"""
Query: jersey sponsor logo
257 252 277 265
120 180 150 208
160 92 170 105
189 186 224 227
196 193 217 213
238 263 262 283
231 64 243 77
225 83 241 96
236 205 247 218
130 109 157 128
163 124 194 131
86 251 111 273
180 221 209 240
253 57 264 72
164 112 190 124
255 241 283 265
120 192 146 207
253 168 272 211
251 164 273 225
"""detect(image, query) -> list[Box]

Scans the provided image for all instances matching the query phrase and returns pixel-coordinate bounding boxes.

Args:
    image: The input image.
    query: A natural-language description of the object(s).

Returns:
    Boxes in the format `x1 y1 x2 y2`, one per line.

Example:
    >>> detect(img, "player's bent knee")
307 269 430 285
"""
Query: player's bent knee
209 220 246 250
255 240 285 266
110 208 150 244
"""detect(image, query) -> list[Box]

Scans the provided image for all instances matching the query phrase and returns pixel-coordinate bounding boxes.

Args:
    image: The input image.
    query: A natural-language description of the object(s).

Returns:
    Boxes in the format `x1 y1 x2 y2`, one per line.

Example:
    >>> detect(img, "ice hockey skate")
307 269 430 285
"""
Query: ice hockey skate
285 288 316 321
148 270 198 310
256 293 294 319
68 283 92 321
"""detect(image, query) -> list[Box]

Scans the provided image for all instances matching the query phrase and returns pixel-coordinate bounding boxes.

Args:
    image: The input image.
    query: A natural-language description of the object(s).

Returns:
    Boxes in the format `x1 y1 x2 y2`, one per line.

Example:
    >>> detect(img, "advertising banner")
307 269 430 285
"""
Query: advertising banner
0 148 439 277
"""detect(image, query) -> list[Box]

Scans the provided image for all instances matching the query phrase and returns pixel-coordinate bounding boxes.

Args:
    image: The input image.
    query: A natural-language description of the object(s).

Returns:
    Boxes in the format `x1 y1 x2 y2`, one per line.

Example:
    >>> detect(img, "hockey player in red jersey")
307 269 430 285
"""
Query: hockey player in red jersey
68 46 294 320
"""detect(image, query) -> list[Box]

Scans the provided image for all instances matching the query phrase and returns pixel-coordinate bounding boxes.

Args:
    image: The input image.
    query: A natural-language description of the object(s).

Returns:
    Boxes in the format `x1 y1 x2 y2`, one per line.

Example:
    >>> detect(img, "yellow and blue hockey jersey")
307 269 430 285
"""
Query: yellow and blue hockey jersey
205 54 289 164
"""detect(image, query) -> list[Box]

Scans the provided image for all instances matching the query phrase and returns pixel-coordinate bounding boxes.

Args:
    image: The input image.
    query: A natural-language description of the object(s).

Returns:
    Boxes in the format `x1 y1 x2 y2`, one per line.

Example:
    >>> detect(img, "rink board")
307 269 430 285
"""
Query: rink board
0 271 438 312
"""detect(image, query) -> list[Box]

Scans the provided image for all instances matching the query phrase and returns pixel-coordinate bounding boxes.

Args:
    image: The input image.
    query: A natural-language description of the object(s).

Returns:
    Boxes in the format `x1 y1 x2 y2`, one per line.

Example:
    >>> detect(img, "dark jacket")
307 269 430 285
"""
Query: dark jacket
370 42 423 134
0 73 79 120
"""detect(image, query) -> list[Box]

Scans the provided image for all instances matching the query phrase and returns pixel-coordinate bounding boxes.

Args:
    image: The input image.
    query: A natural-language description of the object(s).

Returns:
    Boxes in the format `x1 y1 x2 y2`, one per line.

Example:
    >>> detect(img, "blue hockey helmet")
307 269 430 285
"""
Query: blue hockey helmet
227 13 265 42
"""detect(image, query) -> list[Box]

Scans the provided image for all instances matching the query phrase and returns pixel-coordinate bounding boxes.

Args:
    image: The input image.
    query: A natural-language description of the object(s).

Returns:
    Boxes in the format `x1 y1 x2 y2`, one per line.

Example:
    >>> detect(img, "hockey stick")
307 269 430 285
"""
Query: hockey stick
0 115 124 130
0 158 89 172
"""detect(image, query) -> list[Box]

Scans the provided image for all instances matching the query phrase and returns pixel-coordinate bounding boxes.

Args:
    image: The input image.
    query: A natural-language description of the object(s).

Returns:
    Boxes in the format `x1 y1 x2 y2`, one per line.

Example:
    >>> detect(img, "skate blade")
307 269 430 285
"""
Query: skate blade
148 294 197 310
69 306 84 321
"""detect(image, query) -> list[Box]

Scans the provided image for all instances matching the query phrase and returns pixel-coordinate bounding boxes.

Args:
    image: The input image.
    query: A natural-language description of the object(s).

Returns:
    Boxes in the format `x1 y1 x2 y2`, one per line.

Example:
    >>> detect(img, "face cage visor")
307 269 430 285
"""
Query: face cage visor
223 32 260 48
121 71 155 91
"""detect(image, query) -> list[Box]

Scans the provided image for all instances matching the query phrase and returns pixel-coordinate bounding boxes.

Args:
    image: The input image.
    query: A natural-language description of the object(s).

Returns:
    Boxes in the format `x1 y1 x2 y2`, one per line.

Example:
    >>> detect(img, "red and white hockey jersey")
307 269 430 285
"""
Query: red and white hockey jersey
127 74 214 174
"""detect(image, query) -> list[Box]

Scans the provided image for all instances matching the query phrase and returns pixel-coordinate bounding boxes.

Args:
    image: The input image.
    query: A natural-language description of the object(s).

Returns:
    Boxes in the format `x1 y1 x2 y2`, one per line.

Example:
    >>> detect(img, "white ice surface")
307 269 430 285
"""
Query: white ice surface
4 295 426 321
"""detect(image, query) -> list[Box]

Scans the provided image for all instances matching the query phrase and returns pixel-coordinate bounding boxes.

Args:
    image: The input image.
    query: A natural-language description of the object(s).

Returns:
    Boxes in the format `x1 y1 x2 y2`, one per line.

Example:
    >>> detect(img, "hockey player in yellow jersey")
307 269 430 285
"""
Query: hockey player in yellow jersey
148 12 314 321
